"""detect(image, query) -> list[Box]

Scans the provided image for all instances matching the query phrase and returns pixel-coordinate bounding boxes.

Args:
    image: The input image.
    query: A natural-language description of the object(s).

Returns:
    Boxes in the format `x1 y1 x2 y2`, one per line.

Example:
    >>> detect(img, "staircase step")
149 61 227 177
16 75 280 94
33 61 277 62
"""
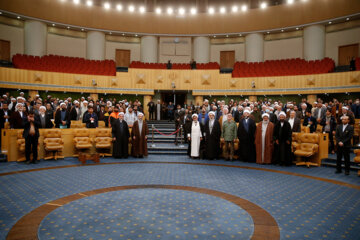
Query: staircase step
148 151 187 155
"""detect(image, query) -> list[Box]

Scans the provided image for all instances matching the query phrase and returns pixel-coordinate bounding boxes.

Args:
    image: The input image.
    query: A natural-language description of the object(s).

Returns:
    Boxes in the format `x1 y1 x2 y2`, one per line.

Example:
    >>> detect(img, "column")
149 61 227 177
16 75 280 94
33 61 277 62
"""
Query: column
24 20 47 56
193 37 210 63
87 31 105 60
245 33 264 62
143 95 152 120
141 36 158 63
249 95 257 102
303 25 325 61
307 94 317 104
194 96 204 105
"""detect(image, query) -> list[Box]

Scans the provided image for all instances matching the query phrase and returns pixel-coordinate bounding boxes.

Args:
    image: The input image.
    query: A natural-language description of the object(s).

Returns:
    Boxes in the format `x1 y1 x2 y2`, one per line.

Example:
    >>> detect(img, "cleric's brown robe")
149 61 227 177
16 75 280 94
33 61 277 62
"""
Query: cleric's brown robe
131 120 149 157
255 121 274 164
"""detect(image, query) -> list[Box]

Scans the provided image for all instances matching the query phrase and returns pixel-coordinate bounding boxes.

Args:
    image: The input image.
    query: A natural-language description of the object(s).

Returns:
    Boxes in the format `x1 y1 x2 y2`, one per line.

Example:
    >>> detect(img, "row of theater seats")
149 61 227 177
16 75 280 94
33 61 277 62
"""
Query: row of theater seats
12 54 117 76
129 61 220 69
232 58 335 77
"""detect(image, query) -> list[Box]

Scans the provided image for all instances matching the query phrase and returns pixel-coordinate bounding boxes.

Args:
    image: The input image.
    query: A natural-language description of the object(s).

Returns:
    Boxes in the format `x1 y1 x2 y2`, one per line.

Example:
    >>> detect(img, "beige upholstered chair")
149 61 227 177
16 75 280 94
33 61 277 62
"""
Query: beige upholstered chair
353 149 360 177
16 130 26 162
73 129 92 156
94 128 112 157
295 133 319 168
44 129 64 160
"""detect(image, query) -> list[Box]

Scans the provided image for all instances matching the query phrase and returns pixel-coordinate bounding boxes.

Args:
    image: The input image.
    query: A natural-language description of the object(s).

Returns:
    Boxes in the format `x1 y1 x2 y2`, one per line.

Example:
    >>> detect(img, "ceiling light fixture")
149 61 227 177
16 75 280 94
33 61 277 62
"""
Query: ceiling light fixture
155 7 162 14
179 8 185 15
86 0 92 7
232 6 238 12
104 2 110 10
73 0 80 5
260 2 267 9
81 28 84 31
328 21 332 24
287 0 294 4
128 5 135 12
52 23 55 26
220 7 226 14
167 7 173 15
67 26 70 29
241 5 248 12
139 6 146 13
296 27 299 30
116 4 123 11
346 17 350 21
190 8 197 15
17 16 21 19
208 7 215 14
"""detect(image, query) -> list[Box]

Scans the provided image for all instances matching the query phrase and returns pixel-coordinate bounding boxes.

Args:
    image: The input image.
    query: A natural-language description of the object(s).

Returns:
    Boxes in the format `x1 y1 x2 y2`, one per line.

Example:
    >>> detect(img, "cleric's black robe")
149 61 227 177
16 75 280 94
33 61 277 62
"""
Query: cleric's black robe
237 117 256 162
204 119 221 160
112 119 130 158
273 121 293 166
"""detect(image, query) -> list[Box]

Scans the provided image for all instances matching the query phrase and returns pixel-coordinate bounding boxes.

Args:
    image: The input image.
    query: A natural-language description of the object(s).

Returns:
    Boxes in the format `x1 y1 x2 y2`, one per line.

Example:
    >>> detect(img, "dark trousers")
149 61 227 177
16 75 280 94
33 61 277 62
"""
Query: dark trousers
149 111 155 120
327 132 335 153
336 145 350 172
25 135 38 162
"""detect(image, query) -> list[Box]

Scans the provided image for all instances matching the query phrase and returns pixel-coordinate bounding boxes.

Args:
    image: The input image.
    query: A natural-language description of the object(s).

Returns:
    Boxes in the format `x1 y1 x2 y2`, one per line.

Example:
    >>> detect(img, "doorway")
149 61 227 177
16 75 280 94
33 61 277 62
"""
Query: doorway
338 44 359 66
220 51 235 69
161 91 187 107
0 40 10 61
115 49 131 67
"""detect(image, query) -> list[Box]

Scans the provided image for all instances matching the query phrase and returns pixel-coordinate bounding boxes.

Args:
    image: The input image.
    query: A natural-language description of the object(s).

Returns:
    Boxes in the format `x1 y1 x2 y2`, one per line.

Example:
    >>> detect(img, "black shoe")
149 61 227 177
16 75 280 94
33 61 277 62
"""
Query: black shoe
33 160 39 164
345 171 350 176
25 161 31 165
335 170 342 174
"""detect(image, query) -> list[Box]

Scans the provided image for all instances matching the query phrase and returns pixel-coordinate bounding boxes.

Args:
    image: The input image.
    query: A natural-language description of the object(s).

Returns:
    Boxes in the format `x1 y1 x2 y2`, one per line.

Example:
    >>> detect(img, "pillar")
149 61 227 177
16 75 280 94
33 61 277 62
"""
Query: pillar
194 96 204 105
193 37 210 63
86 31 105 60
141 36 158 63
143 95 152 120
24 20 47 56
249 96 257 102
90 93 98 101
28 90 39 99
307 94 317 104
245 33 264 63
303 25 325 61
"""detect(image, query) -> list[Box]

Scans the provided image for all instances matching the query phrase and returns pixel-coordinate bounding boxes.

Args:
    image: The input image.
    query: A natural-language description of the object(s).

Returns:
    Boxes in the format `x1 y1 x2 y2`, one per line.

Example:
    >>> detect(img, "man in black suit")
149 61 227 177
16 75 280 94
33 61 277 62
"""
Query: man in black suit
23 110 40 164
303 110 317 133
237 109 256 162
38 106 53 129
320 108 337 154
273 112 293 166
335 115 354 175
204 111 221 160
287 110 301 133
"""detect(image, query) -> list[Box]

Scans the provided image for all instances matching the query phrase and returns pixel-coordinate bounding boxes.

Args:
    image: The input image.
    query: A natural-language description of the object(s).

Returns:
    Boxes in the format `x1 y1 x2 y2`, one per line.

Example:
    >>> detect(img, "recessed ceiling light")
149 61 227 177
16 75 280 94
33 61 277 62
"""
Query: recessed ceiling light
0 12 2 15
109 32 112 35
52 24 55 26
167 7 173 15
122 33 125 36
232 6 238 12
190 8 197 15
179 7 185 15
301 0 308 2
86 0 92 7
73 0 80 5
208 7 215 14
287 0 294 4
239 34 242 36
156 8 162 14
128 5 135 12
281 29 284 32
220 7 226 14
104 2 110 10
81 28 84 31
328 21 332 24
116 4 123 11
241 5 248 12
135 34 138 37
17 16 21 19
139 6 146 13
267 31 270 34
67 26 70 29
296 27 299 30
213 36 216 38
346 17 350 21
226 35 229 37
260 2 267 9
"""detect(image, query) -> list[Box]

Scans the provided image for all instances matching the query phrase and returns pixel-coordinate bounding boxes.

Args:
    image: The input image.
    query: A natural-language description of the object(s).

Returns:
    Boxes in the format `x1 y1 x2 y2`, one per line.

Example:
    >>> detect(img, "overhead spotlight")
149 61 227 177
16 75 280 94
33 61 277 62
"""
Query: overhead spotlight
73 0 80 4
208 7 215 14
128 5 135 12
328 21 332 24
260 2 267 9
67 26 70 29
116 4 123 11
190 8 197 15
281 29 284 32
104 2 110 10
241 5 248 12
226 35 229 37
17 16 21 19
287 0 294 4
109 32 112 35
86 0 92 6
81 28 84 31
296 27 299 30
52 23 55 27
155 7 162 14
139 6 146 13
178 7 185 15
213 35 216 38
0 12 2 15
122 33 125 36
167 7 173 15
346 17 350 21
220 7 226 14
232 6 238 12
239 34 242 36
267 31 270 34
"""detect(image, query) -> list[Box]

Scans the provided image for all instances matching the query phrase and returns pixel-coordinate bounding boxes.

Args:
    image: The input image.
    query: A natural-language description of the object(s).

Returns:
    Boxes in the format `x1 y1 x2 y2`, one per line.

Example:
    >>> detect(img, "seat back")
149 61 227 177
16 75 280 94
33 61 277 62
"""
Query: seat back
301 125 310 133
44 138 63 146
74 136 91 144
44 129 62 138
300 133 319 144
96 129 111 137
17 130 24 139
74 129 90 137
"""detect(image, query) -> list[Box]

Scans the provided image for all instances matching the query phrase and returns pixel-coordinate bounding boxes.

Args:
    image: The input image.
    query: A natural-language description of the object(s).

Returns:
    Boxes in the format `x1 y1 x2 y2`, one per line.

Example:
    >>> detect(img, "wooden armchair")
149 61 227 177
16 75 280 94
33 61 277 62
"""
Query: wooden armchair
44 129 64 160
295 133 319 168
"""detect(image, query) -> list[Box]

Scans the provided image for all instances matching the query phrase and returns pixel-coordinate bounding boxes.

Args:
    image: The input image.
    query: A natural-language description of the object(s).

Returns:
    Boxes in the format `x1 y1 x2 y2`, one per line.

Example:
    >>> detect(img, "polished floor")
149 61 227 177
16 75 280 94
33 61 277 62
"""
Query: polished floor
0 155 359 240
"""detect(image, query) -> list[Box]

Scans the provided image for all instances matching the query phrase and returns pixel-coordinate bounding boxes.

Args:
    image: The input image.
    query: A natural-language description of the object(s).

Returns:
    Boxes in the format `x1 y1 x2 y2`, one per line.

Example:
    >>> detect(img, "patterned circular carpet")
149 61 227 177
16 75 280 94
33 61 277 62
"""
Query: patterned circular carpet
1 155 360 240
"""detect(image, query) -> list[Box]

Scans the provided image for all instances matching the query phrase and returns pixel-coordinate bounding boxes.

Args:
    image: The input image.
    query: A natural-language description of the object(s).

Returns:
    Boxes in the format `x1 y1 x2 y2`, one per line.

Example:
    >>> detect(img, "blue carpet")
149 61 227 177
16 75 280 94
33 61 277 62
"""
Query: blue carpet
38 189 253 240
0 156 360 239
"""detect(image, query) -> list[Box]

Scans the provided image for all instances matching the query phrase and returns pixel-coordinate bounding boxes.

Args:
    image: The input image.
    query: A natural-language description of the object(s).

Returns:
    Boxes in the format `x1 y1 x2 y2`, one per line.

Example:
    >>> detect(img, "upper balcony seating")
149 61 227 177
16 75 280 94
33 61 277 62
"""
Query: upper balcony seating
232 57 335 78
129 61 220 70
12 54 116 76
